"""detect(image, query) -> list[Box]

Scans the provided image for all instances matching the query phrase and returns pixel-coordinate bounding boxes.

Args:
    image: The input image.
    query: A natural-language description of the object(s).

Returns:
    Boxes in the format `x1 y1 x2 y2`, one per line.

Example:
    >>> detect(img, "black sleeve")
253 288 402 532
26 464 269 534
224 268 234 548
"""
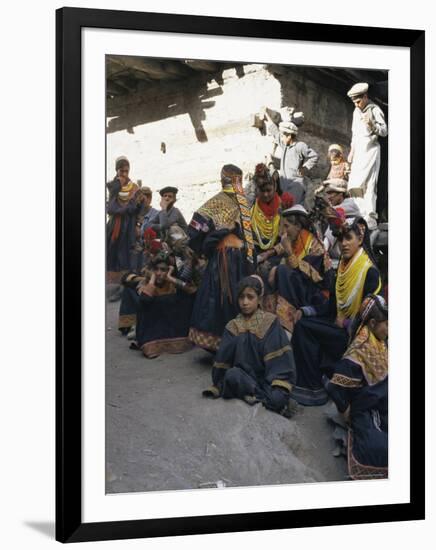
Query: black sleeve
188 213 215 255
363 266 381 297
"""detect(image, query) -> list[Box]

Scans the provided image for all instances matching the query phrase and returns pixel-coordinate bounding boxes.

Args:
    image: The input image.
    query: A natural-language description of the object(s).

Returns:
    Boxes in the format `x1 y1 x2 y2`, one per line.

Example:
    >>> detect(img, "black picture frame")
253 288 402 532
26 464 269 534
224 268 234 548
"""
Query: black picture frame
56 7 425 543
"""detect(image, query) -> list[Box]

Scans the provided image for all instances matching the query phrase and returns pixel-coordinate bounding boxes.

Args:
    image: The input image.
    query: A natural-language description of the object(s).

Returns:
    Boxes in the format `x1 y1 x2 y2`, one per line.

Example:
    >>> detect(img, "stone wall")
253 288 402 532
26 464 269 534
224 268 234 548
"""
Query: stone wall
106 63 354 221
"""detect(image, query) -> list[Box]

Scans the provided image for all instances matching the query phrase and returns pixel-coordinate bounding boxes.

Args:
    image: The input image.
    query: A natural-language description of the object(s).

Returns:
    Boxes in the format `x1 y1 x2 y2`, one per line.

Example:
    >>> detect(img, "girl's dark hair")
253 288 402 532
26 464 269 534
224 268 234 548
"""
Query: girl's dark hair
115 158 130 171
283 212 312 231
338 217 378 266
150 252 170 269
349 293 388 341
253 163 273 188
237 276 263 298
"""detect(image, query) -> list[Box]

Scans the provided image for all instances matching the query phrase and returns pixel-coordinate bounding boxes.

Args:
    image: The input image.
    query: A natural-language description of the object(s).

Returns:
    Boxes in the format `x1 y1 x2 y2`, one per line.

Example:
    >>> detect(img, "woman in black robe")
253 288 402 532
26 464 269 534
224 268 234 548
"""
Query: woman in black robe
106 157 146 284
323 294 388 479
134 253 196 358
202 276 297 418
188 165 255 352
290 217 381 406
263 194 333 336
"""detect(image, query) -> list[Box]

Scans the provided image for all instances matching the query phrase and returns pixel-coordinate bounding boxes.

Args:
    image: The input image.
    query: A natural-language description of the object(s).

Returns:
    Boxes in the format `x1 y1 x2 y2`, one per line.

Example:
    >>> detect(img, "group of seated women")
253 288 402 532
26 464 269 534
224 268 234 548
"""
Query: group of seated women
114 168 388 481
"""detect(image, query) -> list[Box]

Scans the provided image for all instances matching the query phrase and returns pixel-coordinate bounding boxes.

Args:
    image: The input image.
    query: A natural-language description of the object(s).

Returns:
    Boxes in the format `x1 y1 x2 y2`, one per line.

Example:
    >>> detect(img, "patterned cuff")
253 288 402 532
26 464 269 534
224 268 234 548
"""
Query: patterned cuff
271 379 293 392
202 385 220 398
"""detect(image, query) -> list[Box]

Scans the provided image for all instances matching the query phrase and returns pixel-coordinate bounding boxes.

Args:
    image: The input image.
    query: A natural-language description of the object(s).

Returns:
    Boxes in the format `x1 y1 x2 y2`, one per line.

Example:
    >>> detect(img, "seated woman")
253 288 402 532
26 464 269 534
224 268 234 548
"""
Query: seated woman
202 276 297 418
135 252 197 358
324 294 388 480
264 193 333 337
291 217 381 406
117 229 163 336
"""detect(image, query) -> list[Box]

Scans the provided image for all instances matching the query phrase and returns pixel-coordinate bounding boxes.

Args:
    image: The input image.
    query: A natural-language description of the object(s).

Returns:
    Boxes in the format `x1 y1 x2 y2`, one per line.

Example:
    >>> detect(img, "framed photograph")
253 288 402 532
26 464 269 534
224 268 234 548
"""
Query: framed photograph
56 7 425 543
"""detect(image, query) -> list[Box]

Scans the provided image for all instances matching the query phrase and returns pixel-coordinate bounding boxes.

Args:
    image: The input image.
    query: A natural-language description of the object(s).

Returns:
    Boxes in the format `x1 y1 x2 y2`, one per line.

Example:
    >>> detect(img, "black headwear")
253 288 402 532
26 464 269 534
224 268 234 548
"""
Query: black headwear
159 186 178 196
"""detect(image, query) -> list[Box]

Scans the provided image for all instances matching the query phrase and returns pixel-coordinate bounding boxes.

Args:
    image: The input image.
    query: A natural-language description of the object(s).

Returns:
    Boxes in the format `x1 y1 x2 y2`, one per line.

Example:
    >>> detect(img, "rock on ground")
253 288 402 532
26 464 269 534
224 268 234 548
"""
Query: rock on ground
105 301 348 493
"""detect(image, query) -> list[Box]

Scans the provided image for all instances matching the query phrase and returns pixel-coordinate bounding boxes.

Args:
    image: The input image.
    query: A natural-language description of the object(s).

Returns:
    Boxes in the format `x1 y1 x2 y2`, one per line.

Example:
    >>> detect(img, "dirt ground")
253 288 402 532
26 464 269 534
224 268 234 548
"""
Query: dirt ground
105 300 348 494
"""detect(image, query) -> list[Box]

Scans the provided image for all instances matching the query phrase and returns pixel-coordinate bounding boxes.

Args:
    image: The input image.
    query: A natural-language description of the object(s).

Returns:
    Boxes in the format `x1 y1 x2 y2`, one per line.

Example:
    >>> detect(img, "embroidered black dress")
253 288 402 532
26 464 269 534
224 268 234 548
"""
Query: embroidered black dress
324 325 388 479
291 265 381 406
188 192 254 352
203 310 296 415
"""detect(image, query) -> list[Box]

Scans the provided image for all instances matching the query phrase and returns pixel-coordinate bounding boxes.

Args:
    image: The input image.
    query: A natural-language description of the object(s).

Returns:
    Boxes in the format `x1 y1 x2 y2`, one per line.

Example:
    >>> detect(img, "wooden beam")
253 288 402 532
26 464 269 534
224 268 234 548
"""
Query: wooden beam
184 60 220 72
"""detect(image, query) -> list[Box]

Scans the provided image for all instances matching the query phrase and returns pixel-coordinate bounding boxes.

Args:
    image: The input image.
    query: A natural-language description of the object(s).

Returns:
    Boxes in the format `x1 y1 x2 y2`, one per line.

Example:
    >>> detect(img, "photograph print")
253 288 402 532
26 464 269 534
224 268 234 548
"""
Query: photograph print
105 56 389 495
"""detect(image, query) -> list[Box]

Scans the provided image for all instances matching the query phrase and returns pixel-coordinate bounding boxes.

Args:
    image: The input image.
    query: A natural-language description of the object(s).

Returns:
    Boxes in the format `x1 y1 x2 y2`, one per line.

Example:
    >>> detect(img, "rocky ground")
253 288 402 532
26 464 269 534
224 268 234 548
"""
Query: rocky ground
105 300 348 494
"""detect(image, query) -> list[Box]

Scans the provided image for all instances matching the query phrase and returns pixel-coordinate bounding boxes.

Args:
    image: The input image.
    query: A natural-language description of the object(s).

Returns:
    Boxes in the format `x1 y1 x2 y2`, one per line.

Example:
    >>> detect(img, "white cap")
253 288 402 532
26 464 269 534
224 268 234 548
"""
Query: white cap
328 143 343 153
279 121 299 135
347 82 369 98
282 204 309 217
323 178 348 193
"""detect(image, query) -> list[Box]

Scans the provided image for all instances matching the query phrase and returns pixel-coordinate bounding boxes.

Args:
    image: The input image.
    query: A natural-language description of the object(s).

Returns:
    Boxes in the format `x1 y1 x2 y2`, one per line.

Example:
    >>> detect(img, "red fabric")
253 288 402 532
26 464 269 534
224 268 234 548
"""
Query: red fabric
257 193 281 218
111 215 122 242
280 192 295 211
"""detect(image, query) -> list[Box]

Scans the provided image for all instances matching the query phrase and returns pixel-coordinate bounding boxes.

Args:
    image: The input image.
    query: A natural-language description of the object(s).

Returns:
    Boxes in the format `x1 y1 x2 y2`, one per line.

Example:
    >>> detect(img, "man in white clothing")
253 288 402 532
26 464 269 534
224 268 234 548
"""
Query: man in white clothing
347 82 388 230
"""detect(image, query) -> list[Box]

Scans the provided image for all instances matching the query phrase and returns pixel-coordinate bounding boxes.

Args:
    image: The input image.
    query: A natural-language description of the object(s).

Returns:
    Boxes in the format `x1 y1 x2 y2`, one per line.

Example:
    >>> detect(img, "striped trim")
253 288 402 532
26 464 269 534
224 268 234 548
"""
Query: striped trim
331 373 362 388
118 313 136 329
203 385 220 398
264 345 291 362
271 379 293 392
213 362 231 370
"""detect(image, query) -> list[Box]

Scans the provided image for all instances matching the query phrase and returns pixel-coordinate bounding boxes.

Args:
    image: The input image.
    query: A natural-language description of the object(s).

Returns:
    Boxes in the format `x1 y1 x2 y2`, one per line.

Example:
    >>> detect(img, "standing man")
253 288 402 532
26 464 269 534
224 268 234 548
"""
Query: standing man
263 108 318 204
276 121 318 204
347 82 388 230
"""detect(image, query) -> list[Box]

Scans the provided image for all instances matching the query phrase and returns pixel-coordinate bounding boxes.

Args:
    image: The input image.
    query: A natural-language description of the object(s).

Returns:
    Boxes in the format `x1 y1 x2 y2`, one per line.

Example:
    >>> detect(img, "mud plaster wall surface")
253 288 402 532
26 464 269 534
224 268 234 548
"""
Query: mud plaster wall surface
107 64 354 221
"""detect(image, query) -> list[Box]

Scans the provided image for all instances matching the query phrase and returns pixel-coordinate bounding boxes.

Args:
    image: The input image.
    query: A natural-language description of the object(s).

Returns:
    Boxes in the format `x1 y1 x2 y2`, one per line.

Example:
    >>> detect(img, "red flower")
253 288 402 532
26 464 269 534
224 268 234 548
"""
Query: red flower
149 240 162 253
281 192 295 210
143 227 157 242
330 207 346 228
335 207 346 219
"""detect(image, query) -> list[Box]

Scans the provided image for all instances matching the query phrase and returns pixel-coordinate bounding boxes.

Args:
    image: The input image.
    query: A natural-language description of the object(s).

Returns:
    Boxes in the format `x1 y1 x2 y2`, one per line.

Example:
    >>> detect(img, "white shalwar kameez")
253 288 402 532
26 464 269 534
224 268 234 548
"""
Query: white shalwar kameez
348 103 388 229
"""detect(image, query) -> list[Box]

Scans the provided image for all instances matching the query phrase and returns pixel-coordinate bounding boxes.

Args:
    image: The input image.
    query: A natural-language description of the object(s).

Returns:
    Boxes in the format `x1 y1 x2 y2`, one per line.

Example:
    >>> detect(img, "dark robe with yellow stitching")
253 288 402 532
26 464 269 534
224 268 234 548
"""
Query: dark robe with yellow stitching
324 326 388 479
274 233 333 312
188 192 255 352
136 280 195 358
206 310 296 414
106 180 141 282
291 265 381 406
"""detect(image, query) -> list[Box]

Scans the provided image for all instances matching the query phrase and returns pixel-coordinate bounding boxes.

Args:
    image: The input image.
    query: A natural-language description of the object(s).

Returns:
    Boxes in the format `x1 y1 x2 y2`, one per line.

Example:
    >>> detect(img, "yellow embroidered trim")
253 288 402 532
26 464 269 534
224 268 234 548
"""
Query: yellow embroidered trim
330 373 362 388
197 192 240 231
295 259 323 283
226 310 276 339
264 345 291 363
271 379 293 392
204 385 220 396
251 201 281 250
213 362 231 369
344 326 388 385
118 314 137 329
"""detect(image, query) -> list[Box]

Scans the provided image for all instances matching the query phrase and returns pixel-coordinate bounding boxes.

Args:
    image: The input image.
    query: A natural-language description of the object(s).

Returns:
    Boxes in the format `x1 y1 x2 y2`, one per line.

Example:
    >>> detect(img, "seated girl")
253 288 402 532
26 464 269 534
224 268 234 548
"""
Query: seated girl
291 217 381 406
202 276 298 418
323 294 388 480
135 252 197 358
263 193 333 337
